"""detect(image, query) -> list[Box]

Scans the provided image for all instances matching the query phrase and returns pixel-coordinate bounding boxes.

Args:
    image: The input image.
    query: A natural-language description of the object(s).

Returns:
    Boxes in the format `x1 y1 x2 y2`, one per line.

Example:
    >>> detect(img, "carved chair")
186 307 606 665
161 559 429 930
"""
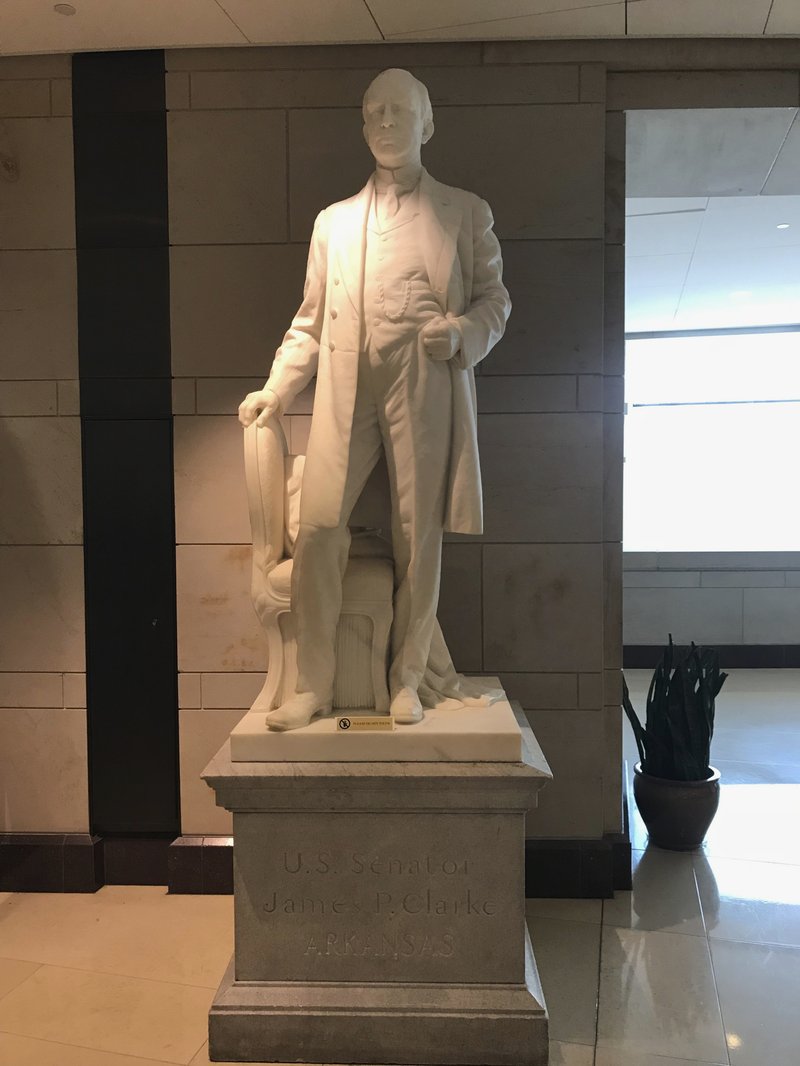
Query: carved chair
243 418 394 714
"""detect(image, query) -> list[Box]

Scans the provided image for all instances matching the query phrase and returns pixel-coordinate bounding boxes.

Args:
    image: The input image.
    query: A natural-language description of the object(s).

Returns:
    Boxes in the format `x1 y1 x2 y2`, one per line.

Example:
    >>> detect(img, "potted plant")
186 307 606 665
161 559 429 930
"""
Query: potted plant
623 636 727 851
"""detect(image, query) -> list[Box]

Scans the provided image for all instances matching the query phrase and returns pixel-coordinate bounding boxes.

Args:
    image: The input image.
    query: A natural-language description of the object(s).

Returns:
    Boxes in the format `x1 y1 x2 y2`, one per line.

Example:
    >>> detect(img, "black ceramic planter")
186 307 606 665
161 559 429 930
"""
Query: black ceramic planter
633 763 721 851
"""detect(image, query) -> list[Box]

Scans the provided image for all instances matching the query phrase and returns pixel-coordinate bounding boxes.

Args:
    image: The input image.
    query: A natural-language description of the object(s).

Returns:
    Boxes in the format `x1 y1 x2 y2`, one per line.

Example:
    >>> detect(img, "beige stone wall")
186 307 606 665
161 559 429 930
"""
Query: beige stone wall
166 45 623 839
0 55 89 833
0 41 793 846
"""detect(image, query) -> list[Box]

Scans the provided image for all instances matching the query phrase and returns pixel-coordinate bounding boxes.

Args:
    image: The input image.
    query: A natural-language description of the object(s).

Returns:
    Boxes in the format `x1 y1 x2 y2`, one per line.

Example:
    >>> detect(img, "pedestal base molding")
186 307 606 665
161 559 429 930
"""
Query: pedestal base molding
210 932 547 1066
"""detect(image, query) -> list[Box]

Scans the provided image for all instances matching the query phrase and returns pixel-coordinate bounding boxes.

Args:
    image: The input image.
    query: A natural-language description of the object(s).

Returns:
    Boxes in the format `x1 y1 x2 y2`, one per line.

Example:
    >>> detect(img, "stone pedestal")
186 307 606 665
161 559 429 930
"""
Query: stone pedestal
202 698 552 1065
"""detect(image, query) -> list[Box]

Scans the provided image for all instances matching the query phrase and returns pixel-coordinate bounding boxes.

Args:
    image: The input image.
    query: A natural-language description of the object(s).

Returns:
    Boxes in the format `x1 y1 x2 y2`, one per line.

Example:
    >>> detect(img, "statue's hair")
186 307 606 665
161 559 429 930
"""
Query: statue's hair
362 68 433 130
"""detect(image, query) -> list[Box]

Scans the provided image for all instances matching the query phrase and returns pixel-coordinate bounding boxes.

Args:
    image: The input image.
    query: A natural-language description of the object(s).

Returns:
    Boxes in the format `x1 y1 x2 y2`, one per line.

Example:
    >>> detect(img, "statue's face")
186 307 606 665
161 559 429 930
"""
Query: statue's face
363 72 425 169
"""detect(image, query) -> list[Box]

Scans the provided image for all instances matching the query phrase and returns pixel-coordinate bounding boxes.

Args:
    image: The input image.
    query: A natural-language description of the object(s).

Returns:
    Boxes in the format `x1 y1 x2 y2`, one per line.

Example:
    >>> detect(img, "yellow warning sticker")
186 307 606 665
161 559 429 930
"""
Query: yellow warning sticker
336 716 395 732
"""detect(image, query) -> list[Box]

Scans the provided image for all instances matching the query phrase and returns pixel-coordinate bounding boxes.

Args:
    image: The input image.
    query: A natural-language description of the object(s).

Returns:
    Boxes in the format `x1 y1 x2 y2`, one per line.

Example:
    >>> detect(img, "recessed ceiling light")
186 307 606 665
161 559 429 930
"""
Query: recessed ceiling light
777 223 790 230
54 3 76 14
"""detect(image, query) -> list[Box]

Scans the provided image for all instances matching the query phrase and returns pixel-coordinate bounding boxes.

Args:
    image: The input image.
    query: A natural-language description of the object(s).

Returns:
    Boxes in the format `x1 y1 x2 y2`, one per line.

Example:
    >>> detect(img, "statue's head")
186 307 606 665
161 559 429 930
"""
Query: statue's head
362 68 434 169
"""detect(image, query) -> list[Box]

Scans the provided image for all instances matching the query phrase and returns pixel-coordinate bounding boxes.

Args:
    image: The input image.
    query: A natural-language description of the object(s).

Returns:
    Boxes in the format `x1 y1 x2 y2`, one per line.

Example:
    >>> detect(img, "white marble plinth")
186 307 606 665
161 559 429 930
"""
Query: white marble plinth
203 703 552 1065
230 679 525 762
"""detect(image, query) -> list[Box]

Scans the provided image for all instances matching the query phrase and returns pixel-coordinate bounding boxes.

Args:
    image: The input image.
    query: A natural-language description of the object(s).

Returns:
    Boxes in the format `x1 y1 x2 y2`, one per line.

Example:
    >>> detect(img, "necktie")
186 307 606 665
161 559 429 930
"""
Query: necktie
382 183 401 223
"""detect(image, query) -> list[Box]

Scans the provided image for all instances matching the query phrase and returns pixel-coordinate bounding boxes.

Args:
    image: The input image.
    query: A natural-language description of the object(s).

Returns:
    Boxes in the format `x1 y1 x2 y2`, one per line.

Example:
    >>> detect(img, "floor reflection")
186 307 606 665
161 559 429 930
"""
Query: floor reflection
608 669 800 1064
598 923 728 1062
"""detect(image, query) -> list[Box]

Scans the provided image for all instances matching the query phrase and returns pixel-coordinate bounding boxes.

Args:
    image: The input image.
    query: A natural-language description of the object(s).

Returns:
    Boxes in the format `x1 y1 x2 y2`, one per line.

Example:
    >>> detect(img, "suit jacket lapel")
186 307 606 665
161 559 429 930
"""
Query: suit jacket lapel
335 179 373 317
419 170 461 304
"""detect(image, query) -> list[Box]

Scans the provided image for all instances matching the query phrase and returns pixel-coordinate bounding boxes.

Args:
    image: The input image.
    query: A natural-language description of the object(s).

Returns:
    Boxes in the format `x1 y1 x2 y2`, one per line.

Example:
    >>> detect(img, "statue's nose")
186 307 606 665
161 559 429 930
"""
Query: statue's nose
380 106 396 127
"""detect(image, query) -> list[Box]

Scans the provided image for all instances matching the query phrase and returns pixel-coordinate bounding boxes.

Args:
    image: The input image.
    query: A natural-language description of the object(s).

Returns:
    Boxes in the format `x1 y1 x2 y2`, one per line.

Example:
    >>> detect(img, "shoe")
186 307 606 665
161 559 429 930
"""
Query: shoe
390 686 424 725
266 692 332 732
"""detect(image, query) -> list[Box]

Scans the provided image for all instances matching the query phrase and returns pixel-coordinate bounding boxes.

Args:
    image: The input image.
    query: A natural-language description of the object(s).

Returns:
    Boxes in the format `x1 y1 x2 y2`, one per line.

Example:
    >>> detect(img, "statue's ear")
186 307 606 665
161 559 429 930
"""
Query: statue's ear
421 118 434 145
363 123 369 145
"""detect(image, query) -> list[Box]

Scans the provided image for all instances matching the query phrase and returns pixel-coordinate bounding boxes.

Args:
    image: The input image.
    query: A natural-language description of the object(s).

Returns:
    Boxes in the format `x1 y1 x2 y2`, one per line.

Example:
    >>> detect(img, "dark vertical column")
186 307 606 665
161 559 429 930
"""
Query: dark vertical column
73 51 180 835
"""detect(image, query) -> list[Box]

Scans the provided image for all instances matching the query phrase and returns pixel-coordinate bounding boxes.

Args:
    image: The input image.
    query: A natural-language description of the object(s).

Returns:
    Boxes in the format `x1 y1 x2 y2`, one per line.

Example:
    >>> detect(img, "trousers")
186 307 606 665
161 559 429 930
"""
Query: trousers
291 327 453 701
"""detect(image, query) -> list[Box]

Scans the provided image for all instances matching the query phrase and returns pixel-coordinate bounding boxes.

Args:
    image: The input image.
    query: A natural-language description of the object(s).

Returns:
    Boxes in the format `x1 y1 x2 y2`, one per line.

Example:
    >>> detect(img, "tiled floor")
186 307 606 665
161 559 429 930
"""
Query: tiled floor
0 670 798 1066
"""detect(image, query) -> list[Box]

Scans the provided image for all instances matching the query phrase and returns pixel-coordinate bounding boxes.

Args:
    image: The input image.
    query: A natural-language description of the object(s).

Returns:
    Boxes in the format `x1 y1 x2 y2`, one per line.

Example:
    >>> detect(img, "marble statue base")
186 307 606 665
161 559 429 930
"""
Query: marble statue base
230 680 522 762
202 700 552 1065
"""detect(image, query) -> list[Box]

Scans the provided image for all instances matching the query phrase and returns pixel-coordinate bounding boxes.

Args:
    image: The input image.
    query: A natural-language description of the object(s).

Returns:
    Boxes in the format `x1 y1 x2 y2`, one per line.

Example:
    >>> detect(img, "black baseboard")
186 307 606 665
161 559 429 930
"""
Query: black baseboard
168 836 233 894
0 834 103 892
0 833 171 891
525 833 631 898
625 644 800 669
103 835 173 885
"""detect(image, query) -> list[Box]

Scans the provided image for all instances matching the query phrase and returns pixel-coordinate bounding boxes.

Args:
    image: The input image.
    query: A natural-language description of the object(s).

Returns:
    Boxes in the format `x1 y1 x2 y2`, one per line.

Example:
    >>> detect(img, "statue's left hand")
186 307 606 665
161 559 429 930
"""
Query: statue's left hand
422 314 460 361
238 389 280 428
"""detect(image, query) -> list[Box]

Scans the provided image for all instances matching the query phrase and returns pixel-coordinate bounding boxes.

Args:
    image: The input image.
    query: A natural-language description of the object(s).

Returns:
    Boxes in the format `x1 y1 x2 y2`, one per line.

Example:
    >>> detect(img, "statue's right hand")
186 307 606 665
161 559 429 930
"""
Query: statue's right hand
238 389 279 428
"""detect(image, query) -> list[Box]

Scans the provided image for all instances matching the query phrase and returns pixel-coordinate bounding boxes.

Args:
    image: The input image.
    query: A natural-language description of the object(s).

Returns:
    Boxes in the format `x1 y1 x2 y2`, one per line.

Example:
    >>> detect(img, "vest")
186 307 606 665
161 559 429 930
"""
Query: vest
362 189 441 354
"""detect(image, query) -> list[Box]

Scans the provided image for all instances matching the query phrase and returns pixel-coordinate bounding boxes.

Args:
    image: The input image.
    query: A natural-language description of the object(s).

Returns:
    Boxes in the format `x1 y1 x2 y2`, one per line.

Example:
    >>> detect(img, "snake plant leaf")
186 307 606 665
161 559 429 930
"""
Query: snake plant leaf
622 676 648 767
623 637 727 782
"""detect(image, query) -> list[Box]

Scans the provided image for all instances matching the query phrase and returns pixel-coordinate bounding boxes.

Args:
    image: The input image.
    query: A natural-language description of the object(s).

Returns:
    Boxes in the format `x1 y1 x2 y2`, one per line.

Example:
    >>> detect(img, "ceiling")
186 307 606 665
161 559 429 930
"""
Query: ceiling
1 0 799 56
626 108 800 332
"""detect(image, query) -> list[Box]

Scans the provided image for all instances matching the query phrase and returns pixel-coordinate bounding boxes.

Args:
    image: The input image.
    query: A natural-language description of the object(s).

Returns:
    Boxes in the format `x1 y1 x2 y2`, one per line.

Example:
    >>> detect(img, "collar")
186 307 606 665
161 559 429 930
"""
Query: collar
374 163 424 194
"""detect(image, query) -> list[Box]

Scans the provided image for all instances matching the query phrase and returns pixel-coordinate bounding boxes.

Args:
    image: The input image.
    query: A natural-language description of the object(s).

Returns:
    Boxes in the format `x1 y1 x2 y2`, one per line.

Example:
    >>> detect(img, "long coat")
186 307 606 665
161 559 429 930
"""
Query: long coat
264 169 511 535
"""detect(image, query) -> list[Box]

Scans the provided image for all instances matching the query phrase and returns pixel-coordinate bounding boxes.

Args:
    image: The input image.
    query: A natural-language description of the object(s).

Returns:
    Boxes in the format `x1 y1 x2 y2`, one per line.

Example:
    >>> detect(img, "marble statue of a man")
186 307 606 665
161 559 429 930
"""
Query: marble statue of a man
239 68 511 732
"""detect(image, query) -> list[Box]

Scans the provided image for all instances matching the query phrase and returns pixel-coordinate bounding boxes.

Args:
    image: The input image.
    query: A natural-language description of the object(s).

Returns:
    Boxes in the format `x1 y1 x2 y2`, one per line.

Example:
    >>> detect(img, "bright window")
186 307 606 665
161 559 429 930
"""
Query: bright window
623 330 800 551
